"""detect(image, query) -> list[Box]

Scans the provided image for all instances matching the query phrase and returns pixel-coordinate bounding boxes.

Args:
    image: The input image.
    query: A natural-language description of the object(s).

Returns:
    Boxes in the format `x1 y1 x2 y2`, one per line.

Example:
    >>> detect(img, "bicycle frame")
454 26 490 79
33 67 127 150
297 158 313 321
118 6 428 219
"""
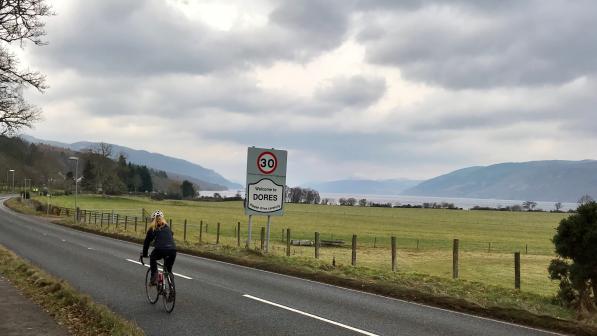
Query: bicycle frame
140 255 175 313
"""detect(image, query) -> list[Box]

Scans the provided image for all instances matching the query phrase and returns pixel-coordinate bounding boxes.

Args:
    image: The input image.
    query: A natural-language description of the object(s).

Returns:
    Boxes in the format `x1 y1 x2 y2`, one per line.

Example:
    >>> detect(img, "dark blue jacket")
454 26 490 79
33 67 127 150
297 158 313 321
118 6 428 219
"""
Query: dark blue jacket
142 224 176 256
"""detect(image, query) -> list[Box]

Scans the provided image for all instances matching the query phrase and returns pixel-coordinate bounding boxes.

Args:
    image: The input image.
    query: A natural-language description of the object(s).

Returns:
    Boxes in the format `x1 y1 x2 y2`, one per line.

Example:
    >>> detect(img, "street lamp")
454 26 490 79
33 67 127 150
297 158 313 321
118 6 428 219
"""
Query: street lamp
68 157 79 214
9 169 14 193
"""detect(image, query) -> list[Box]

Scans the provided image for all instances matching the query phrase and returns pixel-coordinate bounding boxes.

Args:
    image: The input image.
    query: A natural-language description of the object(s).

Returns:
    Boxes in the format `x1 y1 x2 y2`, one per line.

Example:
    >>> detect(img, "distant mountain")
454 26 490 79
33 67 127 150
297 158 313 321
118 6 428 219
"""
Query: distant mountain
22 135 242 190
403 160 597 203
306 178 421 195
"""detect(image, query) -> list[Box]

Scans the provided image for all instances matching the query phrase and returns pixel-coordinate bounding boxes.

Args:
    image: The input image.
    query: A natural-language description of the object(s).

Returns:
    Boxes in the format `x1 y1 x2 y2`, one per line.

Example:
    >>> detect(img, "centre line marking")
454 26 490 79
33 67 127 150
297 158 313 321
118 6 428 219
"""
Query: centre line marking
243 294 380 336
125 259 192 280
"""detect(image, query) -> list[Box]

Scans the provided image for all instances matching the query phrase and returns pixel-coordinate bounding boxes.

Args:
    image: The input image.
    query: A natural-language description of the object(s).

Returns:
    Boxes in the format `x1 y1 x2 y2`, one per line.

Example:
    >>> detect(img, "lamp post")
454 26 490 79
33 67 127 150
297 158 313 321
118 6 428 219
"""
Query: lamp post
68 157 79 214
9 169 14 193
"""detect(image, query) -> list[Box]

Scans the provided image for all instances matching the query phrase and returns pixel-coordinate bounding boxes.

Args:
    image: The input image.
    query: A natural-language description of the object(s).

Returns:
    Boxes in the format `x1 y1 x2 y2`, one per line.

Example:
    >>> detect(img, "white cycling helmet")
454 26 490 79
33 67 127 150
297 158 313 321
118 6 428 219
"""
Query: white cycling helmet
151 210 164 219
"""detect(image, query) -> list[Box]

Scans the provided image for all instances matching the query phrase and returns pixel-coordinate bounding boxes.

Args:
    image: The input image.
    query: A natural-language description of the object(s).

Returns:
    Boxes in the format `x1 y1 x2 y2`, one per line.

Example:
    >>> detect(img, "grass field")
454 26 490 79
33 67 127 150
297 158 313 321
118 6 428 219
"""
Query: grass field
35 194 569 297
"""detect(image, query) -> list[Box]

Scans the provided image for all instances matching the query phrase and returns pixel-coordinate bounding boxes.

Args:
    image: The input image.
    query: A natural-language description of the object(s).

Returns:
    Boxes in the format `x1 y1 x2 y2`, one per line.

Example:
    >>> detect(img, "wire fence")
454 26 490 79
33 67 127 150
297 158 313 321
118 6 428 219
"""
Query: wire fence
34 201 549 292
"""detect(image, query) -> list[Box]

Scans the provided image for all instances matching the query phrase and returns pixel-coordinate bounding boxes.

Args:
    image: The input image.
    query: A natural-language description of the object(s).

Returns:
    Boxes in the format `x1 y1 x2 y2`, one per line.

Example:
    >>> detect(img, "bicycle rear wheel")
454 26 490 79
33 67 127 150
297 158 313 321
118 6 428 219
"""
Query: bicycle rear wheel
162 272 176 313
145 268 159 304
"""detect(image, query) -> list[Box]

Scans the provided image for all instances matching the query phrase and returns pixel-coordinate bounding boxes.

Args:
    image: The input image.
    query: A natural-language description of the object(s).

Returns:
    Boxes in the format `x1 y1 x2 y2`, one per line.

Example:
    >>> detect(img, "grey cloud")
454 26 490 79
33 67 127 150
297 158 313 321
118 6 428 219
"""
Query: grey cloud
315 75 386 108
34 0 352 77
401 77 597 136
357 0 597 88
270 0 350 53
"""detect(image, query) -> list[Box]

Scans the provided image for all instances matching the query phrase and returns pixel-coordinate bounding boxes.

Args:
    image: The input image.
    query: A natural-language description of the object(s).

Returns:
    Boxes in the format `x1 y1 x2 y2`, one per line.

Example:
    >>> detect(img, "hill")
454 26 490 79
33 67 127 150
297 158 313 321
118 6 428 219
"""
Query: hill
22 135 241 190
306 178 420 195
403 160 597 202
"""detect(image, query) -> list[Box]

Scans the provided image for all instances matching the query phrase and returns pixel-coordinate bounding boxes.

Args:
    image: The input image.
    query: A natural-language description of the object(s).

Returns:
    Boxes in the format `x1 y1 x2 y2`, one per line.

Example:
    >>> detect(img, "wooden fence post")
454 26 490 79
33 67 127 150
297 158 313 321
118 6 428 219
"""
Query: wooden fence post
199 220 203 243
184 219 187 242
217 222 221 244
286 229 291 256
206 223 208 233
488 242 491 253
391 236 397 272
237 222 241 247
515 252 521 289
169 219 173 231
115 214 119 228
351 235 357 266
260 227 265 250
100 213 104 228
453 239 459 279
124 216 128 231
315 232 320 259
144 217 148 232
134 217 138 232
94 212 97 226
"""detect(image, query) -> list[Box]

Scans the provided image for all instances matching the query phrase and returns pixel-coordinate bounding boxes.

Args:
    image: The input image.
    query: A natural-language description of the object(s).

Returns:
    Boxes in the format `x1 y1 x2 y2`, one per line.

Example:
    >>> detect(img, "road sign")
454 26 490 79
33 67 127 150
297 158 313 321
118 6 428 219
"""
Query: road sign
244 147 287 252
245 147 287 216
257 151 278 174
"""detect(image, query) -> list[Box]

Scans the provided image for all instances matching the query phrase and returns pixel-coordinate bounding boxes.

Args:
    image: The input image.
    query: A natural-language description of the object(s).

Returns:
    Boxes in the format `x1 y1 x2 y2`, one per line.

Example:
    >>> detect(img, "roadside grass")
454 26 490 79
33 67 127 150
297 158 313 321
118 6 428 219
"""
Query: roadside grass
37 194 565 296
0 244 144 336
9 197 597 335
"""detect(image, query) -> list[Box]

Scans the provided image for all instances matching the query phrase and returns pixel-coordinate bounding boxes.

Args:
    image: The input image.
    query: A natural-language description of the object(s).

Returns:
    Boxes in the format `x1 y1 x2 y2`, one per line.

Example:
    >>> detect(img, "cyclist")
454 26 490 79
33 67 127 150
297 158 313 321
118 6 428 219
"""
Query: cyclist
140 210 177 286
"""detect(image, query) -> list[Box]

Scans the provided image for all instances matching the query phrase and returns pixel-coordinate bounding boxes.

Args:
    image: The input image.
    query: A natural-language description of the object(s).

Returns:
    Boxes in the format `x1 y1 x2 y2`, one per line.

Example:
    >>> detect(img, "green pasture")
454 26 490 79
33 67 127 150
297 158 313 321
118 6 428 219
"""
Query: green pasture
37 194 570 296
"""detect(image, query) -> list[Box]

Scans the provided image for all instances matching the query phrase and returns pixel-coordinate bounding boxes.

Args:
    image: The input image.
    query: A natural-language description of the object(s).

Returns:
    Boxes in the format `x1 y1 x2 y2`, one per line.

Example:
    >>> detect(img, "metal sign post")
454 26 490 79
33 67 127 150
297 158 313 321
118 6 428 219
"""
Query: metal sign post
265 215 271 252
246 215 253 248
245 147 287 252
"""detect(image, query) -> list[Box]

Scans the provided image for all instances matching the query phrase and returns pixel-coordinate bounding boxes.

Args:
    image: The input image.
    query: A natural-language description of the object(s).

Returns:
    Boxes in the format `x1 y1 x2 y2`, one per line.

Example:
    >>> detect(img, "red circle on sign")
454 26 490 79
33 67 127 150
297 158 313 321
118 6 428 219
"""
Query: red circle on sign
257 151 278 174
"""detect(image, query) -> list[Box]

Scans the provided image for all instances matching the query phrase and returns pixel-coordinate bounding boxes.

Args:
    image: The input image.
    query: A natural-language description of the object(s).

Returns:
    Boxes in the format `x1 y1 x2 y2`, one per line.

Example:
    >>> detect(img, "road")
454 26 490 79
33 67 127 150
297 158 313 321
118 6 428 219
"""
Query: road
0 196 564 336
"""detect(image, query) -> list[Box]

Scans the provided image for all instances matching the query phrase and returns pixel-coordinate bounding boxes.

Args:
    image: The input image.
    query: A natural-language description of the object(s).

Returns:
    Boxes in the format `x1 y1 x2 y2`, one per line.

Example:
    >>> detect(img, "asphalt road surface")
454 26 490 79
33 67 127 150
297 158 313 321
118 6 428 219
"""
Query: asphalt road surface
0 196 565 336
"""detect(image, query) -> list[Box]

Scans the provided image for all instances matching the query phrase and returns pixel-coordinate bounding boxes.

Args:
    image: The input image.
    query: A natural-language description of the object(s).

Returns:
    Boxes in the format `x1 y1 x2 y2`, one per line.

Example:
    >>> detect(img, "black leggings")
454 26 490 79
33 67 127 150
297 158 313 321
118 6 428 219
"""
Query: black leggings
150 249 177 276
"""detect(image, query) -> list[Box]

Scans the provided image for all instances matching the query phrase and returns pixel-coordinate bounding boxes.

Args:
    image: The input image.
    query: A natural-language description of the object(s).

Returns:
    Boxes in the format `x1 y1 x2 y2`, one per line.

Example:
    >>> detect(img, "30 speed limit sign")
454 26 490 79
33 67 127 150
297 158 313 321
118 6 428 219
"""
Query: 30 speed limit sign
257 151 278 174
246 147 287 216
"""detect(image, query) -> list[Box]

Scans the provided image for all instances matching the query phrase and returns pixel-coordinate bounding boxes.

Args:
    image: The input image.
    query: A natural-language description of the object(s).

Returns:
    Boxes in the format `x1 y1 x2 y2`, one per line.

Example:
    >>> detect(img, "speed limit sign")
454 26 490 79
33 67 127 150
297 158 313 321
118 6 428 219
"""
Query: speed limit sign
257 151 278 174
246 147 287 216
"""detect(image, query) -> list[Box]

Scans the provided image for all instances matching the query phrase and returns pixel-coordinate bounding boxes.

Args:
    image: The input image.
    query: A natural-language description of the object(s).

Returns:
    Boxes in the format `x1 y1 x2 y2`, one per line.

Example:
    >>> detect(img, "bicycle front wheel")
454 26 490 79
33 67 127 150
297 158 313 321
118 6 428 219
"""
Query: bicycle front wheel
145 268 159 304
162 272 176 313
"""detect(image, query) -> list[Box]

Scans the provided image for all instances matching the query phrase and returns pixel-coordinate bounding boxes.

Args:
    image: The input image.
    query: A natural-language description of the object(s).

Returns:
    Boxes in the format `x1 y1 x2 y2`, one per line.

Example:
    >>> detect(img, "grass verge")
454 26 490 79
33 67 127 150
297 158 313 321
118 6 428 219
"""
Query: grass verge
0 244 144 336
6 197 597 335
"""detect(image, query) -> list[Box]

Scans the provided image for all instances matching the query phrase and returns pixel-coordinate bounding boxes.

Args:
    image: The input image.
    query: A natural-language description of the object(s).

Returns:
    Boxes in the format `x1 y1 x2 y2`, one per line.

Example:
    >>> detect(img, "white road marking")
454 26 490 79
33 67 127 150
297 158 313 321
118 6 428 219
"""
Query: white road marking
87 247 94 250
61 239 66 242
243 294 380 336
125 259 192 280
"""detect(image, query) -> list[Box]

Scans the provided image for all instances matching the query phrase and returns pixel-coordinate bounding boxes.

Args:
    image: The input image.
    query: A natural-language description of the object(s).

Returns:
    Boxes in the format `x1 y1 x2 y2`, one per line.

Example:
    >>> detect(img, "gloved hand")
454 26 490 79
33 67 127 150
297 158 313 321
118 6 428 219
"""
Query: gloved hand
140 252 148 258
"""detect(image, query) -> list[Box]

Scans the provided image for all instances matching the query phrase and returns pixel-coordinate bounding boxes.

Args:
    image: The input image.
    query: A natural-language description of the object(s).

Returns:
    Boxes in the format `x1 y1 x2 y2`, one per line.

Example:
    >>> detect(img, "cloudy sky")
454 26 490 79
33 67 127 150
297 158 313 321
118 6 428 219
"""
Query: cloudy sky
19 0 597 185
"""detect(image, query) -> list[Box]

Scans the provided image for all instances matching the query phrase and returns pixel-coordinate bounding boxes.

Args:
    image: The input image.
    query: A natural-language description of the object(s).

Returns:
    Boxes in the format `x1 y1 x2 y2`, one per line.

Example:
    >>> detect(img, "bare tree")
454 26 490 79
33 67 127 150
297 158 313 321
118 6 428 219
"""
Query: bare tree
578 194 595 205
93 142 113 158
554 202 563 212
0 1 53 135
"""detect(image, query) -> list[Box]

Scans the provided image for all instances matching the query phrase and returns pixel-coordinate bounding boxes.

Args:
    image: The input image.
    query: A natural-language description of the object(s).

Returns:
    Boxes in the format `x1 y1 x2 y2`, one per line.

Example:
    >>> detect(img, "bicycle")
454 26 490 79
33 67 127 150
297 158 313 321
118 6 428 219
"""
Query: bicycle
139 255 176 313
